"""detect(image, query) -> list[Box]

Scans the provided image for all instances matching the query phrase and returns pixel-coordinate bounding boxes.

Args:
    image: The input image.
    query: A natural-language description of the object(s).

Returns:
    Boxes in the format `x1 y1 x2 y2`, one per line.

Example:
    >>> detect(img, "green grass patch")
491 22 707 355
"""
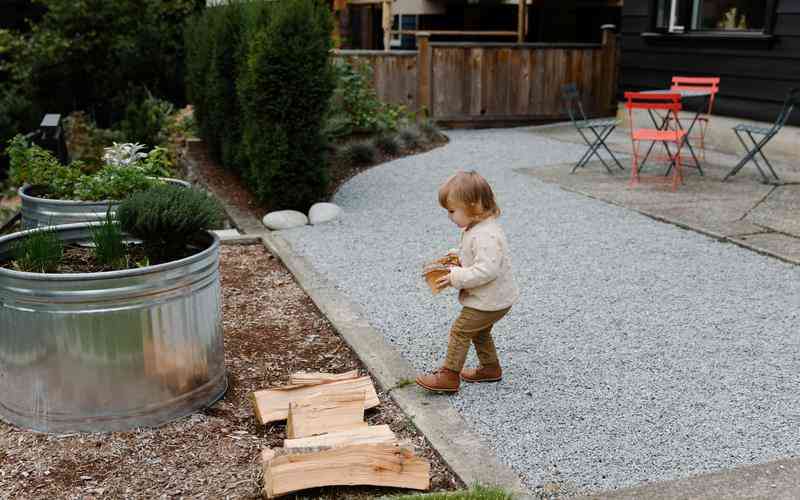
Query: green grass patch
384 484 516 500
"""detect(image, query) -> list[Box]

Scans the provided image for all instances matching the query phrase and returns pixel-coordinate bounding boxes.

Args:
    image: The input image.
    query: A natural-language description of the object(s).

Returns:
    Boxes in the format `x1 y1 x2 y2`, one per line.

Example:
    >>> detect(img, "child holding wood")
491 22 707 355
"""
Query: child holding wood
416 171 519 393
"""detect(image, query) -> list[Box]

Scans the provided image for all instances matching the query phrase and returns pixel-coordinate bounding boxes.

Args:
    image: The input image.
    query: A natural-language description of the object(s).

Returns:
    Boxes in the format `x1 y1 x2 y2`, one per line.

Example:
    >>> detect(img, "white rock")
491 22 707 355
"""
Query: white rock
308 202 342 225
262 210 308 230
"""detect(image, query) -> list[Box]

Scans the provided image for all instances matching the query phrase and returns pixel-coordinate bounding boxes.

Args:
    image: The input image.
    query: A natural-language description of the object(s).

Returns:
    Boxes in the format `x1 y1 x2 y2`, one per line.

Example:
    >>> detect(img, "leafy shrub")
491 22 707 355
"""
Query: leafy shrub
328 60 412 135
238 0 334 211
7 135 84 198
118 92 176 148
89 213 127 270
399 126 424 149
0 0 204 128
139 147 174 178
373 134 400 156
12 227 64 273
339 141 378 165
8 135 159 201
63 112 126 170
73 166 156 202
117 184 224 263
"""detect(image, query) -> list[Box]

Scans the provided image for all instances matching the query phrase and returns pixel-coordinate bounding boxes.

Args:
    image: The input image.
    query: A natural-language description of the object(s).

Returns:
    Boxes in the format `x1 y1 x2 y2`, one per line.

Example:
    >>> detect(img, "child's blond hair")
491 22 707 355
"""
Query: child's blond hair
438 170 501 220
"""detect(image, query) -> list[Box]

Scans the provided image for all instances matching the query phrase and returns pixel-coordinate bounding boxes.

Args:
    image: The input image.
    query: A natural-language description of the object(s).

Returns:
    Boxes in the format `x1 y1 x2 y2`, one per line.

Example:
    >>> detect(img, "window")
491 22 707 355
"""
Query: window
655 0 770 33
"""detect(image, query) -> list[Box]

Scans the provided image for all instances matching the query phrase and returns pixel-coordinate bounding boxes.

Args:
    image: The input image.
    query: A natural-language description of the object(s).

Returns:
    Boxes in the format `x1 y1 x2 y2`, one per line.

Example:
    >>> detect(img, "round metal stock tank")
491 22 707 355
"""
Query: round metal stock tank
0 223 226 433
19 178 191 229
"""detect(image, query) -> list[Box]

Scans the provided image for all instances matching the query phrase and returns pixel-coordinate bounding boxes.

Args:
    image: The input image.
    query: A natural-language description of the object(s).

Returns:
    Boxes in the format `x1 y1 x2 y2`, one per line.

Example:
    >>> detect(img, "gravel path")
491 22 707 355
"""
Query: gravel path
279 128 800 495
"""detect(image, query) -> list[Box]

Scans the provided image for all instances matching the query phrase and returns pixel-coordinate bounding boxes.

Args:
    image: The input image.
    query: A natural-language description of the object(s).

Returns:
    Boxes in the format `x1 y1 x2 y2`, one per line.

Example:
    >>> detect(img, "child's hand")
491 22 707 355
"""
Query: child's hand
435 271 452 291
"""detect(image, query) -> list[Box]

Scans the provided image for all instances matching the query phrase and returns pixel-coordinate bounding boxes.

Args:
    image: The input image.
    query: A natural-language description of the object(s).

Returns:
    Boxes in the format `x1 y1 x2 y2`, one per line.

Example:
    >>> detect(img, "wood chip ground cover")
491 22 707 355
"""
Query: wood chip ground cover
0 244 461 499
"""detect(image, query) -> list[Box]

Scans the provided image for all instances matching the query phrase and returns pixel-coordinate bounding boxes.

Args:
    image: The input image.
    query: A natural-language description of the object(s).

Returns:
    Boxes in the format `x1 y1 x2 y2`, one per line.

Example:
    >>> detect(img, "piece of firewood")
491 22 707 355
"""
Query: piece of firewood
289 370 359 386
286 389 367 439
261 443 430 498
252 376 380 425
284 424 397 450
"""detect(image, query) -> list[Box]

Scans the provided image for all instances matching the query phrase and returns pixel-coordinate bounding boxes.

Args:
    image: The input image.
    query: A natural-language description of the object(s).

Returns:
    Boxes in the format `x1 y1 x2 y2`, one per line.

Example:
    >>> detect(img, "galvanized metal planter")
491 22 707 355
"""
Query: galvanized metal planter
19 178 191 229
0 223 226 433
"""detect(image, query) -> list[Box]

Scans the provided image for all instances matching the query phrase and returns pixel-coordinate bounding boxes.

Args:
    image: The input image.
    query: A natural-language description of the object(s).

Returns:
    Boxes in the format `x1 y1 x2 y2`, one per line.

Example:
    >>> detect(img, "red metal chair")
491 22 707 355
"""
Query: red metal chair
624 92 687 191
670 76 720 158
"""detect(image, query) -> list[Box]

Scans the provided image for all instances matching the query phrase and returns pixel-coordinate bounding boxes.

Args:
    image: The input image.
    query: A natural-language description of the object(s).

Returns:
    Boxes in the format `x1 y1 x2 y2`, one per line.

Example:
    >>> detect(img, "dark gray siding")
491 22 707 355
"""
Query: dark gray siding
620 0 800 125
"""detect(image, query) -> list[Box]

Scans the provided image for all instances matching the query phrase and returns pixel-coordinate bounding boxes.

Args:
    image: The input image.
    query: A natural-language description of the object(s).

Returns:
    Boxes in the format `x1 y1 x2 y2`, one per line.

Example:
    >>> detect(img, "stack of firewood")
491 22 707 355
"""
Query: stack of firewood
252 370 431 498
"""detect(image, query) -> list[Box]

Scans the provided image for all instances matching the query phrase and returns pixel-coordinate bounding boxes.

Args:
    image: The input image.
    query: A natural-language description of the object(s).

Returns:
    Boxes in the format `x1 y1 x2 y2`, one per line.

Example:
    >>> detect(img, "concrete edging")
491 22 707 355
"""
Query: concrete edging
181 149 531 497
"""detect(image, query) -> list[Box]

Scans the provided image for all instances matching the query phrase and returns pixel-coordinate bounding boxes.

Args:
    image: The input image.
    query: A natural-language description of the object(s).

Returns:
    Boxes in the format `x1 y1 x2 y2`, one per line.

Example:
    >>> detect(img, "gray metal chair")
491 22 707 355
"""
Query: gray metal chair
561 83 624 174
724 88 800 184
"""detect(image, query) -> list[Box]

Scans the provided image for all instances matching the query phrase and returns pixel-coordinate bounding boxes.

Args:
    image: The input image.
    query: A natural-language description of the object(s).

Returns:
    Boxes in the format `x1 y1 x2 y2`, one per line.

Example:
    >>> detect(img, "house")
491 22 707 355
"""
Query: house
620 0 800 126
337 0 623 50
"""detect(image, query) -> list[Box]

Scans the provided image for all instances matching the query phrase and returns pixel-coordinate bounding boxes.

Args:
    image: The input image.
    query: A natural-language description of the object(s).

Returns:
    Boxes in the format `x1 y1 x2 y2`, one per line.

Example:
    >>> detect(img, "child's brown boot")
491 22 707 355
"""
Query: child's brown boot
416 367 460 393
460 364 502 383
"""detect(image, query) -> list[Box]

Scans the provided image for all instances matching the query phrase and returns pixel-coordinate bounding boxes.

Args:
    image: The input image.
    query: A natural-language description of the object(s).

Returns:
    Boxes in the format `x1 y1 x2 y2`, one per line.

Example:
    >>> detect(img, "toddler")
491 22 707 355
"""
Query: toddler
416 170 519 393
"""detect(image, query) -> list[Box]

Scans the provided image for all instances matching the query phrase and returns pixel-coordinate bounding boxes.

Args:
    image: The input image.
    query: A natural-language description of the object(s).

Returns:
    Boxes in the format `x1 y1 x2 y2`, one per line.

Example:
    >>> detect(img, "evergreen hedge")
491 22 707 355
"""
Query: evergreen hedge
185 0 333 211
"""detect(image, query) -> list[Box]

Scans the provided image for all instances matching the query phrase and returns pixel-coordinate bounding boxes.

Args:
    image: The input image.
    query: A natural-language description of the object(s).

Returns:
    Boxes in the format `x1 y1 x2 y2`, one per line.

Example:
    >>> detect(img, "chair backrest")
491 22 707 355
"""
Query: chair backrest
773 87 800 132
671 76 720 115
624 92 683 131
560 83 587 122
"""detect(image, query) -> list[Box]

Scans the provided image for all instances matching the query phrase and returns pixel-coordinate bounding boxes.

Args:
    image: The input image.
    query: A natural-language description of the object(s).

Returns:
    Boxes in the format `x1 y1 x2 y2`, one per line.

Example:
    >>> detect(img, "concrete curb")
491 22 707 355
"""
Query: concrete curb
181 149 530 497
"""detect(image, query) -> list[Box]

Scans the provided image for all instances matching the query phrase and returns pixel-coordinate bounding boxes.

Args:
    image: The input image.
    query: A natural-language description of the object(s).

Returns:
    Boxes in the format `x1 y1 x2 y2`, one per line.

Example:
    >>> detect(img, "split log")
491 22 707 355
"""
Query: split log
261 443 430 498
252 376 379 424
289 370 359 386
286 389 367 439
284 424 396 450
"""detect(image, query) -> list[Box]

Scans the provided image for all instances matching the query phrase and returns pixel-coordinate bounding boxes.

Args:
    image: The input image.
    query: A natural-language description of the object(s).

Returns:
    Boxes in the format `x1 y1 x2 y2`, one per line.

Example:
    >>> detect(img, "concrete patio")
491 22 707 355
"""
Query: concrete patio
524 123 800 265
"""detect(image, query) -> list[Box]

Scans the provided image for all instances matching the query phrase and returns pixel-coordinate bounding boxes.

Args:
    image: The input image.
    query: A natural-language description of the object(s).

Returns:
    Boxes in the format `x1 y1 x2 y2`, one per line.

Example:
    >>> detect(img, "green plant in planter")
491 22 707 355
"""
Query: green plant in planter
116 184 225 264
89 212 127 270
73 165 156 202
12 227 64 273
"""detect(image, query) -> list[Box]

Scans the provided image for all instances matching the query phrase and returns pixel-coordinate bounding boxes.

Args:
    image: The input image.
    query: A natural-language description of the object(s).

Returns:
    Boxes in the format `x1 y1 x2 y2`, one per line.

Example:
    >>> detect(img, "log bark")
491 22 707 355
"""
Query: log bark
261 443 430 498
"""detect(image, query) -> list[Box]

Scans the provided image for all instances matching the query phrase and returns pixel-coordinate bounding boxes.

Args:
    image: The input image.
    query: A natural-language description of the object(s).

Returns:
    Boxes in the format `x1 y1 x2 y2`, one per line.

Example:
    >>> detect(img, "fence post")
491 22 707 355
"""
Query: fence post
417 32 433 119
601 24 618 116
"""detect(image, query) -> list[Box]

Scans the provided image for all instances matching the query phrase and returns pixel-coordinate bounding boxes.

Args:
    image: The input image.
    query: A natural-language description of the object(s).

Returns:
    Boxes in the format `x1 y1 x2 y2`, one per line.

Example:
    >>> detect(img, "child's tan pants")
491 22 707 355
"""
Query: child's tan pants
443 306 511 372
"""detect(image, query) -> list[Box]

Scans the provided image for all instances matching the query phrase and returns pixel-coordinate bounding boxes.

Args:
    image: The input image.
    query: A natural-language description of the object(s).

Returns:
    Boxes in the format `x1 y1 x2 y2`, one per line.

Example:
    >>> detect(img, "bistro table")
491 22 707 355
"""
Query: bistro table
637 88 712 175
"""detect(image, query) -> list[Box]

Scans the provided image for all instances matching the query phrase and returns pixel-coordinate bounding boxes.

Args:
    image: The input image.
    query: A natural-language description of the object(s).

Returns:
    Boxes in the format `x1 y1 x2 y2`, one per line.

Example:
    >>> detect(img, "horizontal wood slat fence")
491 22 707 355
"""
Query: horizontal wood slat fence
335 30 618 127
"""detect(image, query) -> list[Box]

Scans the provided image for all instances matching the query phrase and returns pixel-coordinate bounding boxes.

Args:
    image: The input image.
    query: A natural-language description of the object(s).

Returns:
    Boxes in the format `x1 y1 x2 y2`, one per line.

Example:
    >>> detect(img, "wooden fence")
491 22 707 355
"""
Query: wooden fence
335 30 618 126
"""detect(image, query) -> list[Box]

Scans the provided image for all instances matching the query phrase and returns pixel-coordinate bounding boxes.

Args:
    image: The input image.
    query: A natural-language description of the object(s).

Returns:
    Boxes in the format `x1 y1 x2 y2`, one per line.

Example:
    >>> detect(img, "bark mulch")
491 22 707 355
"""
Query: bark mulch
0 244 462 499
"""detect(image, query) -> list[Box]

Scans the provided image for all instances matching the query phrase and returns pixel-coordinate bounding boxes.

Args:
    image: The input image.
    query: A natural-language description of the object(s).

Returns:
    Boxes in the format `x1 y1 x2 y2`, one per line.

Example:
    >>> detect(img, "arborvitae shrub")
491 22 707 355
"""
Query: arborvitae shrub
238 0 334 211
117 184 225 264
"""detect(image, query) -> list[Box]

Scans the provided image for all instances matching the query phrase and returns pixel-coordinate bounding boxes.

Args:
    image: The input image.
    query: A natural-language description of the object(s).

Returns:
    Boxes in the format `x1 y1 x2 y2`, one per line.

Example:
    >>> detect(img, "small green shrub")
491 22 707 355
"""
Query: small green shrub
329 60 412 134
322 113 354 141
418 119 443 141
63 112 126 170
117 184 225 263
7 135 85 198
118 91 176 148
12 228 64 273
89 212 127 270
139 146 174 177
339 141 378 165
372 134 400 156
399 126 424 149
74 166 156 203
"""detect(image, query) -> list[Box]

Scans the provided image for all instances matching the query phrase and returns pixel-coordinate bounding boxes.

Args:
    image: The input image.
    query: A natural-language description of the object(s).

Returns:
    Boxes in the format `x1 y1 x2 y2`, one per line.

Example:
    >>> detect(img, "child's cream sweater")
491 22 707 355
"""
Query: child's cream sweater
448 217 519 311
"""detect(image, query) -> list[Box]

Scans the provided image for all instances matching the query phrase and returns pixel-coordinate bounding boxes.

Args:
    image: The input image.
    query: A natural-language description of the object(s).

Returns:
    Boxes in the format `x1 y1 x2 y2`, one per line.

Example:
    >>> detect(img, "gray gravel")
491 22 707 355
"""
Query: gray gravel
279 128 800 494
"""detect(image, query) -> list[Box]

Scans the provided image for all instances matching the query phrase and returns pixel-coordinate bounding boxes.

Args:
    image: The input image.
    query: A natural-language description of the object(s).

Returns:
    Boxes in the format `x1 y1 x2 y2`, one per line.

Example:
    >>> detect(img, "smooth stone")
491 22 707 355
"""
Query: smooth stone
262 210 308 230
308 202 342 225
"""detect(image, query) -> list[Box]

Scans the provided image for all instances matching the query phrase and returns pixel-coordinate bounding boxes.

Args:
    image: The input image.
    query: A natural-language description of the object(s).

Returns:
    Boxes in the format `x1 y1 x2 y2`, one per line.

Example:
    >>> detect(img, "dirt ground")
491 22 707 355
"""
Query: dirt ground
0 244 462 499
